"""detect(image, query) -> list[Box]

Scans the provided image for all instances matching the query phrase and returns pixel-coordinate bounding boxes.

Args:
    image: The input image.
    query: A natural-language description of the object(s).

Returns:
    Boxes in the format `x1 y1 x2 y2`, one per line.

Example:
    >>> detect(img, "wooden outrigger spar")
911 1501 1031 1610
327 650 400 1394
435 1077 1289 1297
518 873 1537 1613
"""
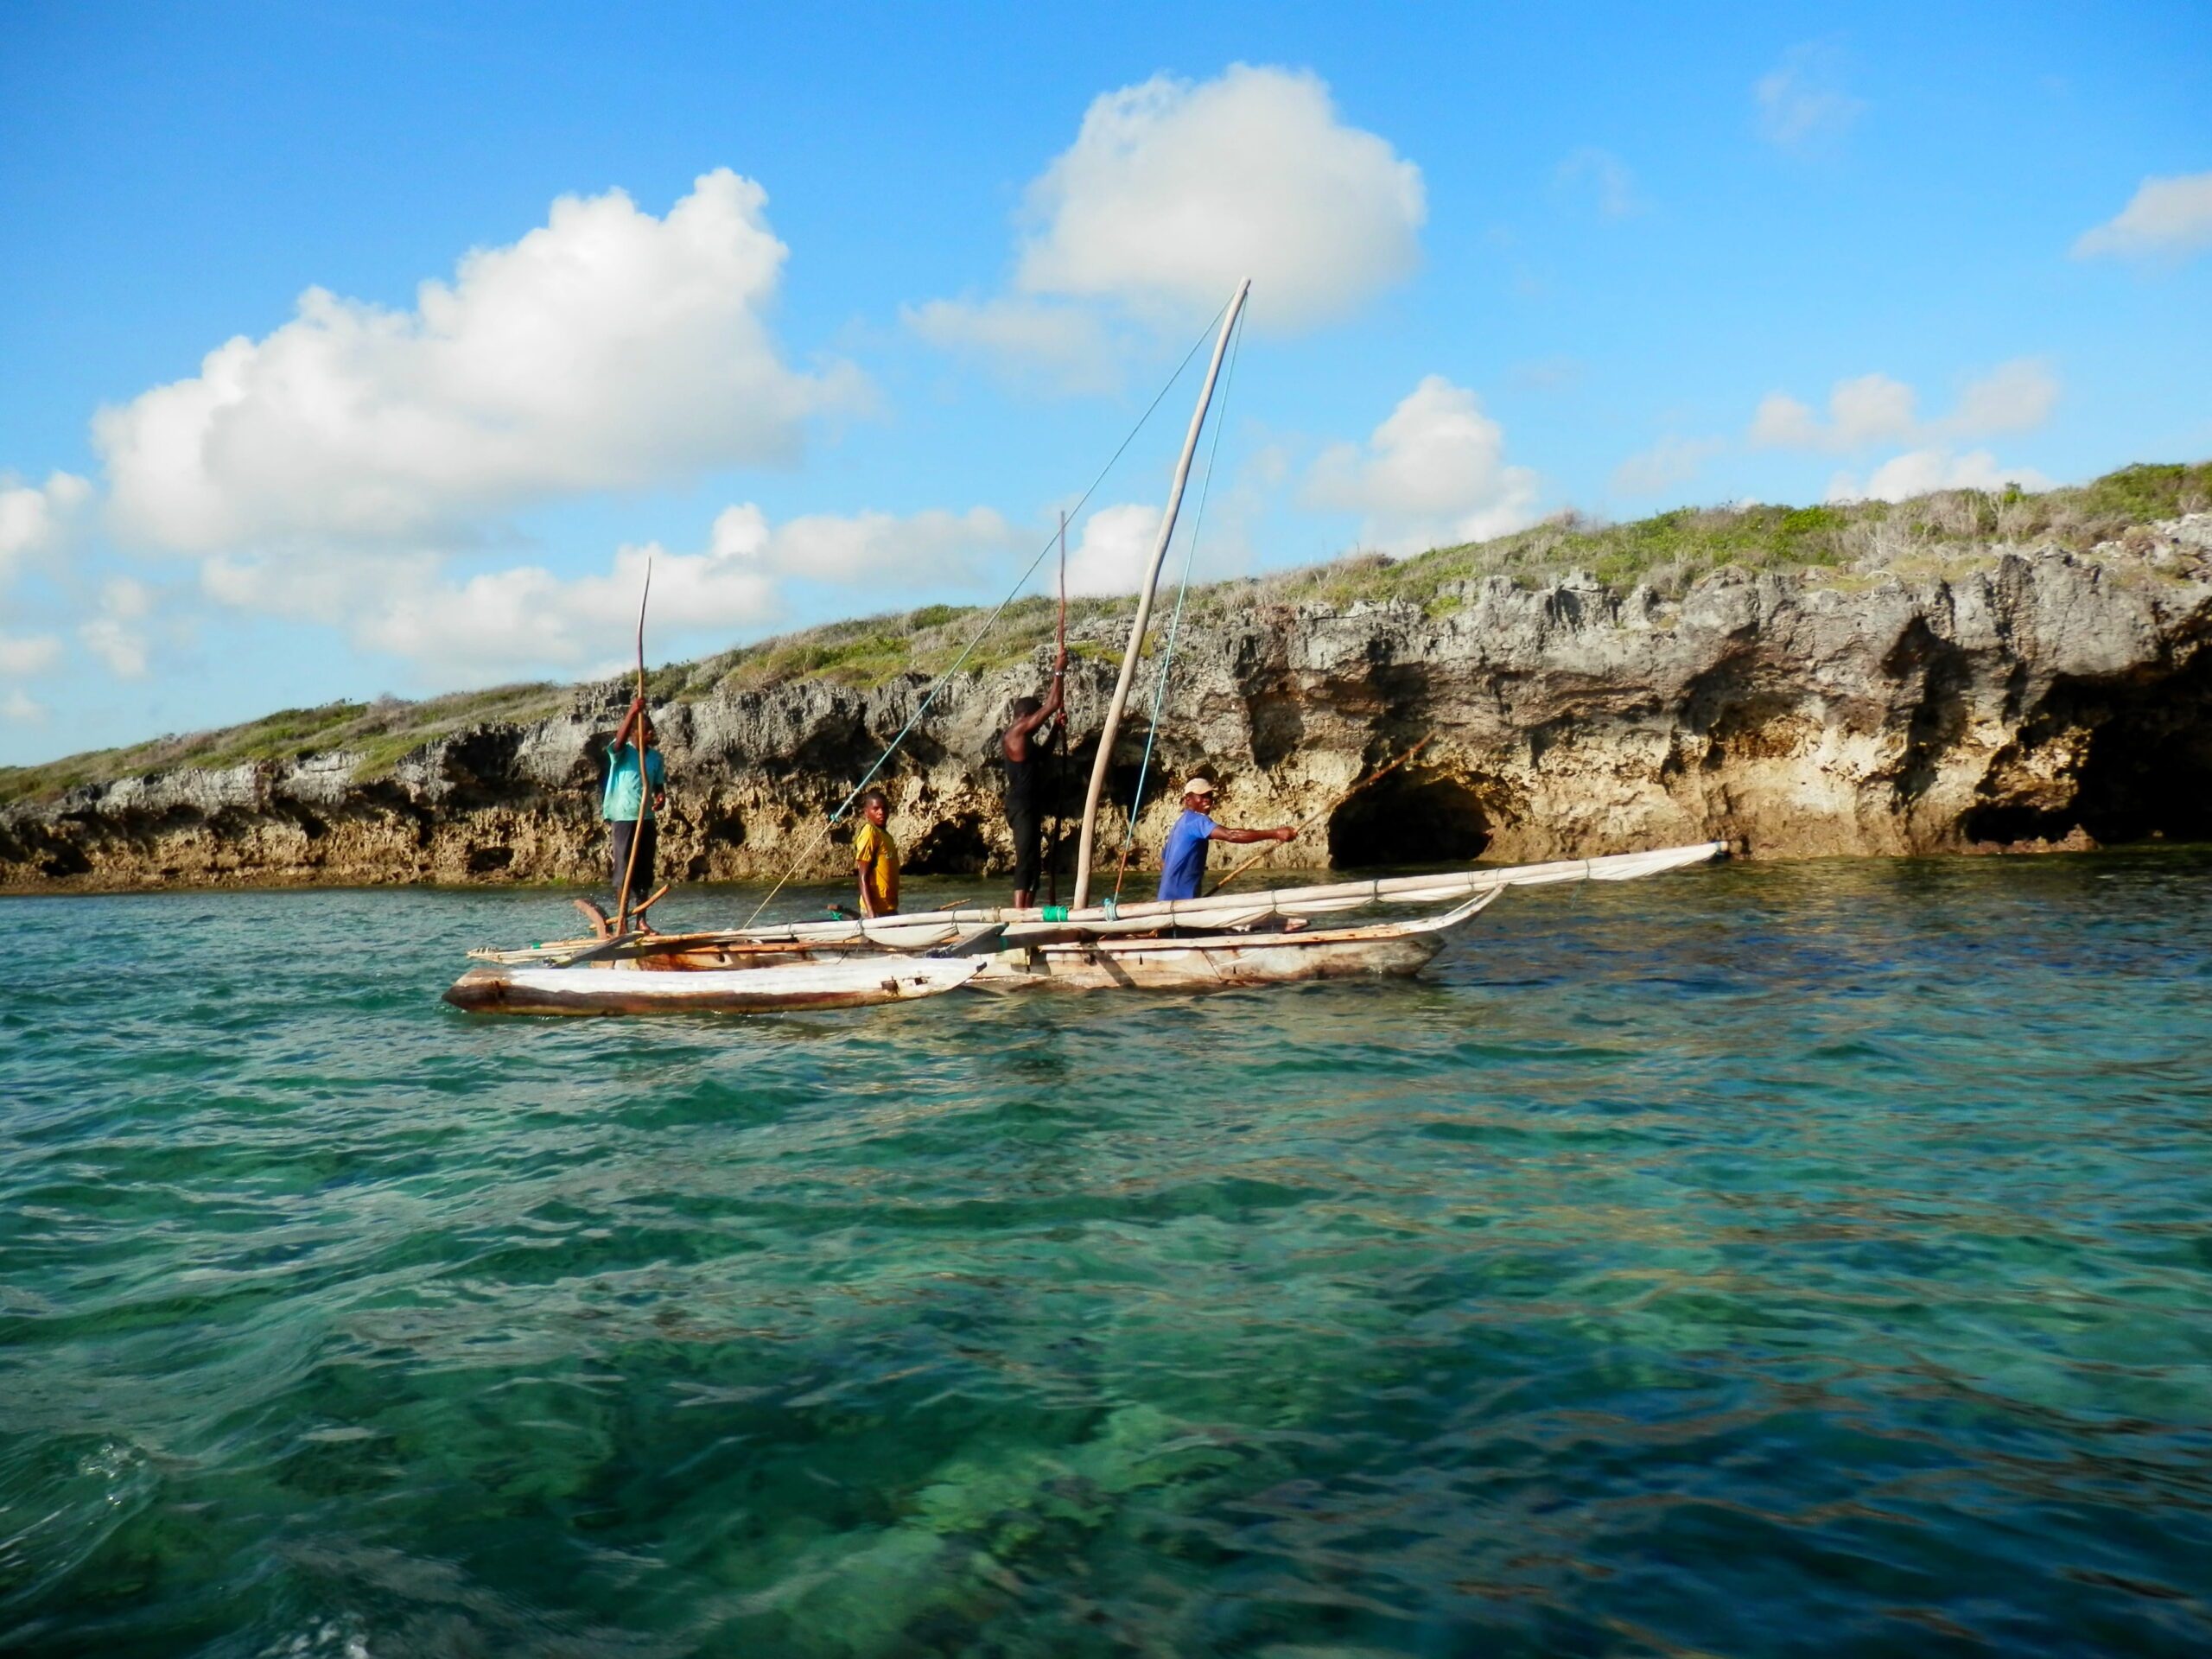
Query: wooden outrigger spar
442 280 1728 1014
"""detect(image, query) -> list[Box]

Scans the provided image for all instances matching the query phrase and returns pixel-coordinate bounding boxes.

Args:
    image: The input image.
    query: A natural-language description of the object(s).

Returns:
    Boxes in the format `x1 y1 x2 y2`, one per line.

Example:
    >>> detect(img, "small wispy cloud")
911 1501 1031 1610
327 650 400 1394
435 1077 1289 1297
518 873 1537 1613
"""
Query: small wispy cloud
79 578 156 680
1611 435 1726 499
1754 41 1866 155
901 296 1122 395
1554 147 1648 219
1507 356 1586 393
1748 360 2057 452
0 632 64 677
2073 171 2212 262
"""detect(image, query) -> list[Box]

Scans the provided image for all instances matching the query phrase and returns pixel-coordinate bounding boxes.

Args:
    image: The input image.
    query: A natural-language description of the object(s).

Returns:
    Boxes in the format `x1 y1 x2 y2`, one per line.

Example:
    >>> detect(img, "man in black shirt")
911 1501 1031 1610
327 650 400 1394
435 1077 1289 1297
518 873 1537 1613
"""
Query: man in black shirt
1000 647 1068 908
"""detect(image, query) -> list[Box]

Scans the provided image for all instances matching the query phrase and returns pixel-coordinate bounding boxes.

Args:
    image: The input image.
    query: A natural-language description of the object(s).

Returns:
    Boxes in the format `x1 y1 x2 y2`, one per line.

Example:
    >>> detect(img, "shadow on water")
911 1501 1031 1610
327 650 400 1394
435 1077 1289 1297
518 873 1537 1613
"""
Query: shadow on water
3 851 2211 1656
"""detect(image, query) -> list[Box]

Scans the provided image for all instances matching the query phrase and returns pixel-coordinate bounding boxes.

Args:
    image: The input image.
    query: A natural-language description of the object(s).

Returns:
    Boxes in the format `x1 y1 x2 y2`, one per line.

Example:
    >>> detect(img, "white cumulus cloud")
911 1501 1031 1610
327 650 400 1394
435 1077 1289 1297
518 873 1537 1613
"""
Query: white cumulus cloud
1019 65 1424 328
912 64 1423 385
1827 448 2053 504
1750 373 1916 449
1303 376 1541 556
96 169 855 556
1060 503 1166 598
2 690 48 724
1750 360 2057 451
345 546 779 680
2073 171 2212 261
0 471 93 587
1754 41 1866 154
703 501 1022 586
202 504 1020 682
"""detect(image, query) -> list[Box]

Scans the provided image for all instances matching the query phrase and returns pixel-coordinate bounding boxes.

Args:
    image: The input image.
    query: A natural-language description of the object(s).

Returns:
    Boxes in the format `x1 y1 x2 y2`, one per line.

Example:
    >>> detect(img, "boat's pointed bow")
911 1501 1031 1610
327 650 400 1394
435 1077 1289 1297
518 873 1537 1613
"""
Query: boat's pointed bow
442 967 511 1013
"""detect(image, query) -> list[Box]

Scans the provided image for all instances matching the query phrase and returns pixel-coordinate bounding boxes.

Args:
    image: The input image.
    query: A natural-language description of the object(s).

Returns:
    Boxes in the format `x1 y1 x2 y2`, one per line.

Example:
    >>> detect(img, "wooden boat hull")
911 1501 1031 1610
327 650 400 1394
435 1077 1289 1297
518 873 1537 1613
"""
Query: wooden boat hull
443 956 982 1016
968 925 1446 992
597 891 1500 997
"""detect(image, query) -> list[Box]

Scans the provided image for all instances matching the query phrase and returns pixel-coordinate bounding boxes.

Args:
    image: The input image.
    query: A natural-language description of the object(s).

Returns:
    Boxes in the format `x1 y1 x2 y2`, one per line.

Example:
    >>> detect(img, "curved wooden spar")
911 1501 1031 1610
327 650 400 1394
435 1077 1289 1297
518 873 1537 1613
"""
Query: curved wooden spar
1071 280 1249 909
1047 508 1068 906
613 561 654 934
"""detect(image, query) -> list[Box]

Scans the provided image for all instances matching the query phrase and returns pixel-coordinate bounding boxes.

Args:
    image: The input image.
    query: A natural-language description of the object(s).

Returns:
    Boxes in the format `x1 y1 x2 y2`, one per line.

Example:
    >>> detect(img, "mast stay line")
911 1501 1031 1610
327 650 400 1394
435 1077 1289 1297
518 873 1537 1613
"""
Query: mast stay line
735 299 1235 930
1111 300 1244 901
1072 278 1251 909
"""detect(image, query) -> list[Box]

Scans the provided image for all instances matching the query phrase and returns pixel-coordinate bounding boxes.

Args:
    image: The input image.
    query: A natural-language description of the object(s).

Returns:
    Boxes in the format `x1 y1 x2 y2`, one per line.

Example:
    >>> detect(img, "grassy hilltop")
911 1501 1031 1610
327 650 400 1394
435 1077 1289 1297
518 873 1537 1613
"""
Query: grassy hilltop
4 461 2204 810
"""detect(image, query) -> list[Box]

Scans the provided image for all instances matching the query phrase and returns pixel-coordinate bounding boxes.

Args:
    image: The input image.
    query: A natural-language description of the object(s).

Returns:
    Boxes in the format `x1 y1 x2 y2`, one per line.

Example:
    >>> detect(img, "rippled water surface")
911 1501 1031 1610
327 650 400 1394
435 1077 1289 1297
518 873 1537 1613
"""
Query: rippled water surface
3 854 2210 1657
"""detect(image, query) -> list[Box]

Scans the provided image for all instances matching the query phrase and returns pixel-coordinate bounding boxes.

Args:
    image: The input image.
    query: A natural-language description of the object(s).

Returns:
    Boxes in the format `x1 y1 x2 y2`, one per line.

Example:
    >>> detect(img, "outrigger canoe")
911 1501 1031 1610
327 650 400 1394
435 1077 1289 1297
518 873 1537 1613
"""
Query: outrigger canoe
442 284 1729 1020
444 844 1724 1014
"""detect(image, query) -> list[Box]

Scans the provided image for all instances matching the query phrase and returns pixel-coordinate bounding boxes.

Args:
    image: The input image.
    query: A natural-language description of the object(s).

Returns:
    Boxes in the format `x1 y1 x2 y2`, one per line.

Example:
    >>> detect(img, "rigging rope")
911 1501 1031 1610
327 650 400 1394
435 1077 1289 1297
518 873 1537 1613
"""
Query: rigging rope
1112 306 1245 900
737 301 1234 929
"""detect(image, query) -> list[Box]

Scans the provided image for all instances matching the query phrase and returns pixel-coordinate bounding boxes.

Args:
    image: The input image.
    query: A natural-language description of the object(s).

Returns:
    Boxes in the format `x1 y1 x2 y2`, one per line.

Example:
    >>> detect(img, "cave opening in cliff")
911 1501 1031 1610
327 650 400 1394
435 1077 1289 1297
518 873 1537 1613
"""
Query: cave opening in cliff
2071 656 2212 843
1327 773 1490 869
905 813 993 875
1967 656 2212 846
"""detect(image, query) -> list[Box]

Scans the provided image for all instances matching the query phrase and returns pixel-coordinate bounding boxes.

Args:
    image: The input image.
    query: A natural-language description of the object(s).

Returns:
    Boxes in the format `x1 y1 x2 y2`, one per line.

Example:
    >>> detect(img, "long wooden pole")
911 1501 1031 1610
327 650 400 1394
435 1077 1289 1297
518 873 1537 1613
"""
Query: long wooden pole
1071 279 1249 909
1205 734 1435 896
1046 509 1068 906
613 563 654 935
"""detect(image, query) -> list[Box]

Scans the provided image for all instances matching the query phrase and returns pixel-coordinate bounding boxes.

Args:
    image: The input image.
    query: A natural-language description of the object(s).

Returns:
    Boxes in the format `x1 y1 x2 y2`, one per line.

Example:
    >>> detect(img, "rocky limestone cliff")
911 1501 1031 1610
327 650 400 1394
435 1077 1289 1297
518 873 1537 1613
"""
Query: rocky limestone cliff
7 520 2212 894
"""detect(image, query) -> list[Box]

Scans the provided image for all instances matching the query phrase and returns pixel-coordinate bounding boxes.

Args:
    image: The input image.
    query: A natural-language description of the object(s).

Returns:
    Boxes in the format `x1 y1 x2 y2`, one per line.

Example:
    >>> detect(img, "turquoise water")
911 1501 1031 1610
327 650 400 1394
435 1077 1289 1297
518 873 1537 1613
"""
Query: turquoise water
3 854 2209 1657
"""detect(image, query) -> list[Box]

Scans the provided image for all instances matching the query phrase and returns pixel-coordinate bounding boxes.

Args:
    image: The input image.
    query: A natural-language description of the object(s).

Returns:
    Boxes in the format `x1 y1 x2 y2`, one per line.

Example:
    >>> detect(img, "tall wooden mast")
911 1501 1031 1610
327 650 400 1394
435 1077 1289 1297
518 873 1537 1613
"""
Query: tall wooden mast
1071 279 1248 909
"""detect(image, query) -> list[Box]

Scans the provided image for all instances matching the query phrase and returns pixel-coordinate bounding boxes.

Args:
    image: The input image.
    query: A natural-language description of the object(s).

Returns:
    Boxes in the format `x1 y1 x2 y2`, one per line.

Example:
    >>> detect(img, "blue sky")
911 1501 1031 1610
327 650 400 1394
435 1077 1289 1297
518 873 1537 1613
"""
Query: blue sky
3 0 2207 765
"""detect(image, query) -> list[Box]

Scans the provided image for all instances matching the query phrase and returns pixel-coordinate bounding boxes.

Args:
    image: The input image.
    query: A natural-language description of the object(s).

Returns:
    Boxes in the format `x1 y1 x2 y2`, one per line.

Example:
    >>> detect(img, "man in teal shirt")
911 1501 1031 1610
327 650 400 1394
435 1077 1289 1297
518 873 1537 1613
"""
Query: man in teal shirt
602 695 666 912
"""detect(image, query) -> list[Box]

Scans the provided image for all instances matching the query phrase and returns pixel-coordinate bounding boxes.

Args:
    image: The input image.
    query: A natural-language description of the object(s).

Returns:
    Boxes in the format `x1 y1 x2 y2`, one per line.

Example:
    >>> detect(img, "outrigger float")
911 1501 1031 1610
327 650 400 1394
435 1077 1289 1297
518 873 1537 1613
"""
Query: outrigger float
444 281 1726 1017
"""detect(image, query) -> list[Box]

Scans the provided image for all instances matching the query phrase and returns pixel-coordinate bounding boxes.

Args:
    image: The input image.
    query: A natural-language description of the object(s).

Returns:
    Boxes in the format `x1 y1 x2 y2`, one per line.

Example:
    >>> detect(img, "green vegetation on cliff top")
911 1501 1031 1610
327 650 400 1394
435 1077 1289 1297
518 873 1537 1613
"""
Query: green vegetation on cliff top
3 462 2204 807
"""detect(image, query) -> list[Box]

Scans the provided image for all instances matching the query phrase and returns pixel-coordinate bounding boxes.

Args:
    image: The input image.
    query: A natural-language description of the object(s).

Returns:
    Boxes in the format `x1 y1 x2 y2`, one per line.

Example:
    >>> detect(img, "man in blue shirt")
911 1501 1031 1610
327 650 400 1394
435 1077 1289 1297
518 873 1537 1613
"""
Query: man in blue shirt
602 695 667 913
1157 776 1296 902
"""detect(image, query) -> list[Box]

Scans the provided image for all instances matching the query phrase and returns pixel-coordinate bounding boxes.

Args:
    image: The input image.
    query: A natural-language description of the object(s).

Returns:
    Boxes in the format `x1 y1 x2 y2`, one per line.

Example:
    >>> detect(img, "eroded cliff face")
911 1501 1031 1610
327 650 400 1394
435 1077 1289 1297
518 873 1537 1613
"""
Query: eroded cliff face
7 524 2212 894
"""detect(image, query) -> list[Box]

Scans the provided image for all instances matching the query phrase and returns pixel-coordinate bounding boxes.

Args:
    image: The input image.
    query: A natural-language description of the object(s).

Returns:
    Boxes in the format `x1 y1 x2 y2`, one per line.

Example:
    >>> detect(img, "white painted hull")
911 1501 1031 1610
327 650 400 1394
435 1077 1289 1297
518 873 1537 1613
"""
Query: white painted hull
444 955 982 1016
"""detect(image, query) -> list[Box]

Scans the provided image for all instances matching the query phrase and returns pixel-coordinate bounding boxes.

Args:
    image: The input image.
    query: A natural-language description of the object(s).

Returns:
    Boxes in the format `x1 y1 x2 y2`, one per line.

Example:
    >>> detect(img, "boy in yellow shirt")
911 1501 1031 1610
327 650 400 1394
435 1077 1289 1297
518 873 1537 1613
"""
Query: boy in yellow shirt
852 788 899 918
